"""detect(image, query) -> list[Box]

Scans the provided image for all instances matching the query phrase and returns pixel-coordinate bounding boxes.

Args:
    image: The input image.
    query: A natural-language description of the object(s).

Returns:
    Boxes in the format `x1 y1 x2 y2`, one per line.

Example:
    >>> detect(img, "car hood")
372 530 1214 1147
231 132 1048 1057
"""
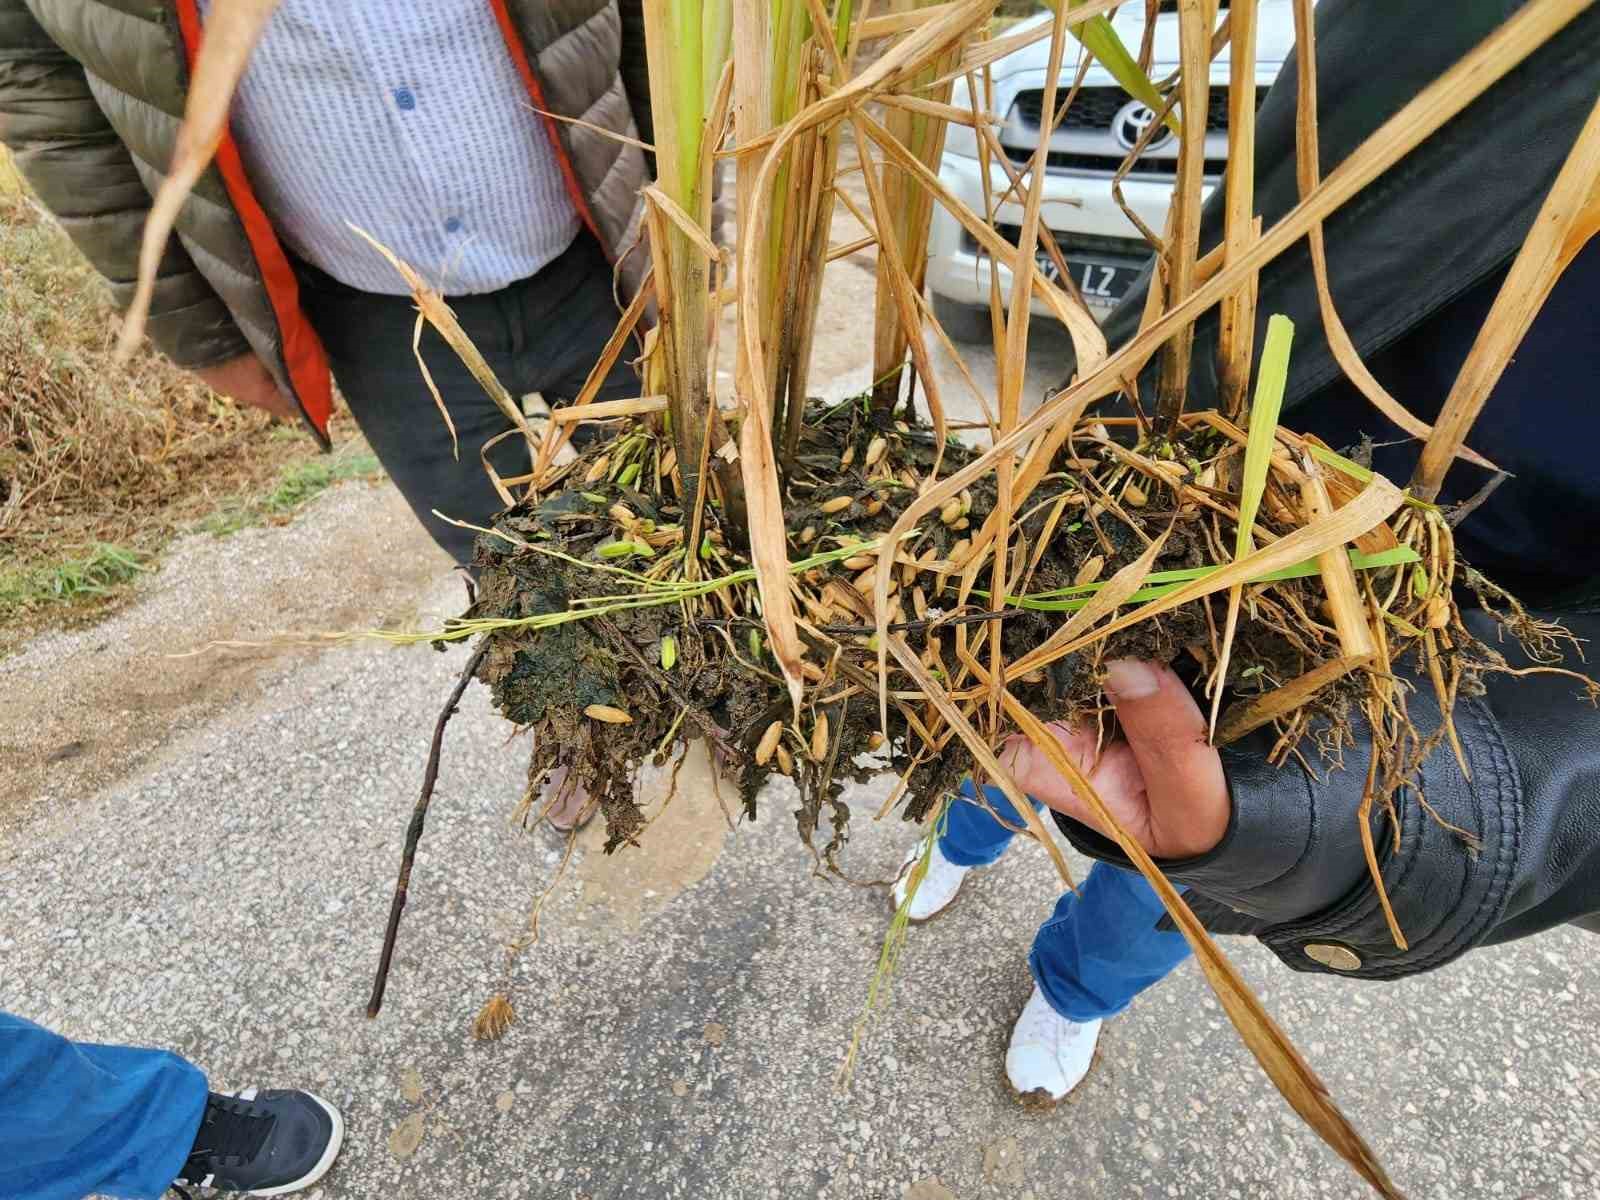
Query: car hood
992 0 1300 81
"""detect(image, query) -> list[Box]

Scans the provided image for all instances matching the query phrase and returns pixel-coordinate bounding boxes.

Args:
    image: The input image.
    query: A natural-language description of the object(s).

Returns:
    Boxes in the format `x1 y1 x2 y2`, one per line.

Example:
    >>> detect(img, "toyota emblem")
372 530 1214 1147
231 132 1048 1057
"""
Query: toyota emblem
1112 99 1173 152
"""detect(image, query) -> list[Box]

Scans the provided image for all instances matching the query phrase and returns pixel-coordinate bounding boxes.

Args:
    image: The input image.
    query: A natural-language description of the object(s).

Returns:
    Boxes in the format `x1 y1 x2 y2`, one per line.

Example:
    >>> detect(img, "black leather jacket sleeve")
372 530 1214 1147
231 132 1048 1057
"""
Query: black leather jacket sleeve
1053 608 1600 980
1092 0 1600 417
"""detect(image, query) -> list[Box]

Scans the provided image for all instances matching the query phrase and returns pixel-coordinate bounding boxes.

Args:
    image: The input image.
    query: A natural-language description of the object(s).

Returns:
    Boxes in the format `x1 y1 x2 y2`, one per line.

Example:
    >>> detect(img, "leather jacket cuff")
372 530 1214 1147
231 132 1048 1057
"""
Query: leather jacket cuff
1051 728 1367 925
1051 684 1520 980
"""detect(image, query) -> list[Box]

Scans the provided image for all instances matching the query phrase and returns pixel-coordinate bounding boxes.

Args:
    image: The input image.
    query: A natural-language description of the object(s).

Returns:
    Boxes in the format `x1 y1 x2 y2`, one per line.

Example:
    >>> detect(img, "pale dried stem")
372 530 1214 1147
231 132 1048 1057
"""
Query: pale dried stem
1153 0 1211 430
1216 0 1260 418
1300 457 1376 660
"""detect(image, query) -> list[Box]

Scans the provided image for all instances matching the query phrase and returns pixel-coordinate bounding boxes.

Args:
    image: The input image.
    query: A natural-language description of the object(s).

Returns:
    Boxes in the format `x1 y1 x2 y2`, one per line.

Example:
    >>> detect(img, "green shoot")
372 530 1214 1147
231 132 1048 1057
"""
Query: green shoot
0 543 148 616
838 791 953 1090
353 530 922 648
1054 1 1177 133
990 545 1421 611
1236 314 1295 558
1302 442 1439 512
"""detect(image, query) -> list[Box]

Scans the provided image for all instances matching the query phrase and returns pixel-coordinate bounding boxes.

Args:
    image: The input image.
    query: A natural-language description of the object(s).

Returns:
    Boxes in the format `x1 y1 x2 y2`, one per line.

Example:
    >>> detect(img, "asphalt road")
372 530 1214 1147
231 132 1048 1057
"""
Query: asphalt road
1 480 1597 1200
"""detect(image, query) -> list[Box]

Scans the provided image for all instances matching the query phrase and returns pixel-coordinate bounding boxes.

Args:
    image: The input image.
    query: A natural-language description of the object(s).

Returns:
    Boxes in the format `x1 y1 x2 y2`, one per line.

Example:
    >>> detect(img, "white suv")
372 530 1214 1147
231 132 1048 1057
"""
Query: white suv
926 1 1300 339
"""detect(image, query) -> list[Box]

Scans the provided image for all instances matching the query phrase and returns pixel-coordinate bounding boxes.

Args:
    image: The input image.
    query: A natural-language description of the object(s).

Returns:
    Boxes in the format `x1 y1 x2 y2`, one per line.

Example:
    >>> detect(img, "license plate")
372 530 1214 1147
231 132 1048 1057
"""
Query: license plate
1037 252 1137 305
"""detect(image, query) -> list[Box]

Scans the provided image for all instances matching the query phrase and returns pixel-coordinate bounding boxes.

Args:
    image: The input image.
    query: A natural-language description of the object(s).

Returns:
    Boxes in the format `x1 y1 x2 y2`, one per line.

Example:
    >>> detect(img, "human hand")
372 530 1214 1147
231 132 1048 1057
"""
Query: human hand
195 353 299 422
1002 659 1230 860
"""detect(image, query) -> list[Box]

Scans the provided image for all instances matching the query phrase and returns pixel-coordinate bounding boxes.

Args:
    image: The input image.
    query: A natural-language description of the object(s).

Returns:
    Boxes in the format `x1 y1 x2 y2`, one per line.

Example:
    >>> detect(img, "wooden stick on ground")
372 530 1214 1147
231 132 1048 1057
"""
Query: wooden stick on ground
367 644 488 1018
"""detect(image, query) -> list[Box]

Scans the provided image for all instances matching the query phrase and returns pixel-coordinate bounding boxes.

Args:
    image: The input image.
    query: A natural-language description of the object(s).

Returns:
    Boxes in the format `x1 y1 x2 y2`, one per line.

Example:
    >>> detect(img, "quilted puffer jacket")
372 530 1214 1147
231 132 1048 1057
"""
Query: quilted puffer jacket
0 0 650 448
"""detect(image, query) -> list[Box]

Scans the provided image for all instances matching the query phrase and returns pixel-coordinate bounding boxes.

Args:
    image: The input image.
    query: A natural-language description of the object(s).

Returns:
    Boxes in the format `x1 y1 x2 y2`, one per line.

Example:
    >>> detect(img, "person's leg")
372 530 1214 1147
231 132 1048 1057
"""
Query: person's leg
1029 860 1193 1021
295 233 636 569
1006 862 1193 1104
893 780 1045 921
938 779 1043 867
507 233 640 411
0 1012 207 1200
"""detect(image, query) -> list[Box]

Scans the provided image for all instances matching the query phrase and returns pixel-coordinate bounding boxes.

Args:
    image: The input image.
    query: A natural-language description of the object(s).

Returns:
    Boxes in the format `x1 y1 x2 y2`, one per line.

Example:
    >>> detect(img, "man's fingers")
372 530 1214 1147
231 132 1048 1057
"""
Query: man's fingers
1001 722 1098 816
1103 659 1229 854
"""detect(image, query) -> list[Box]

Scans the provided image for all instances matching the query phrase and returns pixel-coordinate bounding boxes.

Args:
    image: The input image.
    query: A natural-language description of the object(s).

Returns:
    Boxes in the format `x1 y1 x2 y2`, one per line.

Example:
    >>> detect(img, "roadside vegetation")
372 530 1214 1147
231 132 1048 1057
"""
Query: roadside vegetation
0 151 376 645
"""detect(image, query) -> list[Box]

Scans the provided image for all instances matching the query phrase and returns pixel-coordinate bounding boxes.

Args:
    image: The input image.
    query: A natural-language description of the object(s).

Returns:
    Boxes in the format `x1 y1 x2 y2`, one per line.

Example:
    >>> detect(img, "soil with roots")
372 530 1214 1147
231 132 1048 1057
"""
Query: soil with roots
466 398 1465 867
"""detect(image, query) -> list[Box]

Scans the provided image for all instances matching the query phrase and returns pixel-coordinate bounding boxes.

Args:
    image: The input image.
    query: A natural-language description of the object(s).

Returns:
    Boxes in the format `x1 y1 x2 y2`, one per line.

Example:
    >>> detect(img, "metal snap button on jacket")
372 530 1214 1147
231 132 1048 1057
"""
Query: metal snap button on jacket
1303 943 1362 971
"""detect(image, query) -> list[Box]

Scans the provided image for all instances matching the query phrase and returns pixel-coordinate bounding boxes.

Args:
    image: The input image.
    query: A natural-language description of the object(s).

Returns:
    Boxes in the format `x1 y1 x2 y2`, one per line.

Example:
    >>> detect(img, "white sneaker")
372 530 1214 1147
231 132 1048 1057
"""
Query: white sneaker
1005 984 1103 1107
890 838 971 922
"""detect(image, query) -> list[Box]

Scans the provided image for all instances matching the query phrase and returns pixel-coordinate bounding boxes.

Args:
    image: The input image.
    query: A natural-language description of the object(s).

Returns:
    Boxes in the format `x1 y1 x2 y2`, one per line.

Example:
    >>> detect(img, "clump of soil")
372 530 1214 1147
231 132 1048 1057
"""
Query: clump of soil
467 397 1374 867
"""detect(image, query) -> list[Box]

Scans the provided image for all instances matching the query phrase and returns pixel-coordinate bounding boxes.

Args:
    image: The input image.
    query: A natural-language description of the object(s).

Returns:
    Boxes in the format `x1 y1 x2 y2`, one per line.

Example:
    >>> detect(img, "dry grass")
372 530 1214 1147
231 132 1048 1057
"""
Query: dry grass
0 164 364 636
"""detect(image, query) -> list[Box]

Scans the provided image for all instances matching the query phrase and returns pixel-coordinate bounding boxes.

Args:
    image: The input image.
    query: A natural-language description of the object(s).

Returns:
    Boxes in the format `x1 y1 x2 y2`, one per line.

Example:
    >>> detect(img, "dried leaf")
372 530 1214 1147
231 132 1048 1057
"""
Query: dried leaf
1288 0 1496 474
1002 695 1398 1198
1013 531 1169 678
879 634 1074 888
117 0 282 362
1027 475 1404 676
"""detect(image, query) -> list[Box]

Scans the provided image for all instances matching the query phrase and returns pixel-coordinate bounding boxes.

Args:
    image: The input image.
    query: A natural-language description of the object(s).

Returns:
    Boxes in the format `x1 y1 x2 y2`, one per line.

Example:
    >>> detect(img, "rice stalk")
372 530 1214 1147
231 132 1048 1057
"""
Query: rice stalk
868 0 962 414
1215 0 1259 418
1151 0 1212 430
838 792 953 1091
642 0 733 525
1286 1 1496 473
870 0 1588 632
136 3 1598 1191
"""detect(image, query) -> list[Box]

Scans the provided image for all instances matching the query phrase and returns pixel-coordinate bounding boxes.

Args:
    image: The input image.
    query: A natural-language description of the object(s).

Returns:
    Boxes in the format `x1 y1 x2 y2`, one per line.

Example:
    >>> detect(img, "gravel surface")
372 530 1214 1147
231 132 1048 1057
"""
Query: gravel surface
2 480 1597 1200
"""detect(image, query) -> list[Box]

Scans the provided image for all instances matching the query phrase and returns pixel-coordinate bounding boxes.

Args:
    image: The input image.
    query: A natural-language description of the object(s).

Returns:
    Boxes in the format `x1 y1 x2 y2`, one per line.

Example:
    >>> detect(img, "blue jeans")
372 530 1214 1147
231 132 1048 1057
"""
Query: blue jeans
0 1013 207 1200
940 781 1193 1022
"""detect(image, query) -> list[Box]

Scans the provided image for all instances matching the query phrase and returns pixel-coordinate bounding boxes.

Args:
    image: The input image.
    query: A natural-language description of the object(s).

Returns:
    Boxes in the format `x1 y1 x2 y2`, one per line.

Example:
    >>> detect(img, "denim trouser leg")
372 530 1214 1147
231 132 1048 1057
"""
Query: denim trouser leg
1028 862 1193 1022
0 1013 208 1200
936 780 1042 868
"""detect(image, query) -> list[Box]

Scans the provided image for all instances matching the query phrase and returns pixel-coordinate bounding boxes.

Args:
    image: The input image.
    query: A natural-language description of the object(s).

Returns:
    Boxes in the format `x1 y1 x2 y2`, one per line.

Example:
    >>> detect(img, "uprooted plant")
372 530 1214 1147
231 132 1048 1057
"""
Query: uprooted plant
123 0 1600 1195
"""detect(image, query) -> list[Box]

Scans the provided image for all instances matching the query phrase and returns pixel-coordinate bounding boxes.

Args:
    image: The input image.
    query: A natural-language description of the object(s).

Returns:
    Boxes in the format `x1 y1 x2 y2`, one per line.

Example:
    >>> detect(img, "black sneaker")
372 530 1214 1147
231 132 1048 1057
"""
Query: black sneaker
175 1088 345 1196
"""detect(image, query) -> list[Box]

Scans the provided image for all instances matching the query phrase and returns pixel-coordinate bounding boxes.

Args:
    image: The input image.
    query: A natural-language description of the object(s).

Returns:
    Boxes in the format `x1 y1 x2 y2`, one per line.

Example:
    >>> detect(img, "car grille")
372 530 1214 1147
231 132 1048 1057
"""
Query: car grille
1012 149 1231 176
962 225 1152 262
994 226 1150 259
1011 84 1265 133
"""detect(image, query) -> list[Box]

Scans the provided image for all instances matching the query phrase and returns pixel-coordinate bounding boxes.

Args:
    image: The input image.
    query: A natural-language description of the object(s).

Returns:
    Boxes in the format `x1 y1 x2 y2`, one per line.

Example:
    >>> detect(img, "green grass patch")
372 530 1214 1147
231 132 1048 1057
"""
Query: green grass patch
0 543 149 619
199 451 383 536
